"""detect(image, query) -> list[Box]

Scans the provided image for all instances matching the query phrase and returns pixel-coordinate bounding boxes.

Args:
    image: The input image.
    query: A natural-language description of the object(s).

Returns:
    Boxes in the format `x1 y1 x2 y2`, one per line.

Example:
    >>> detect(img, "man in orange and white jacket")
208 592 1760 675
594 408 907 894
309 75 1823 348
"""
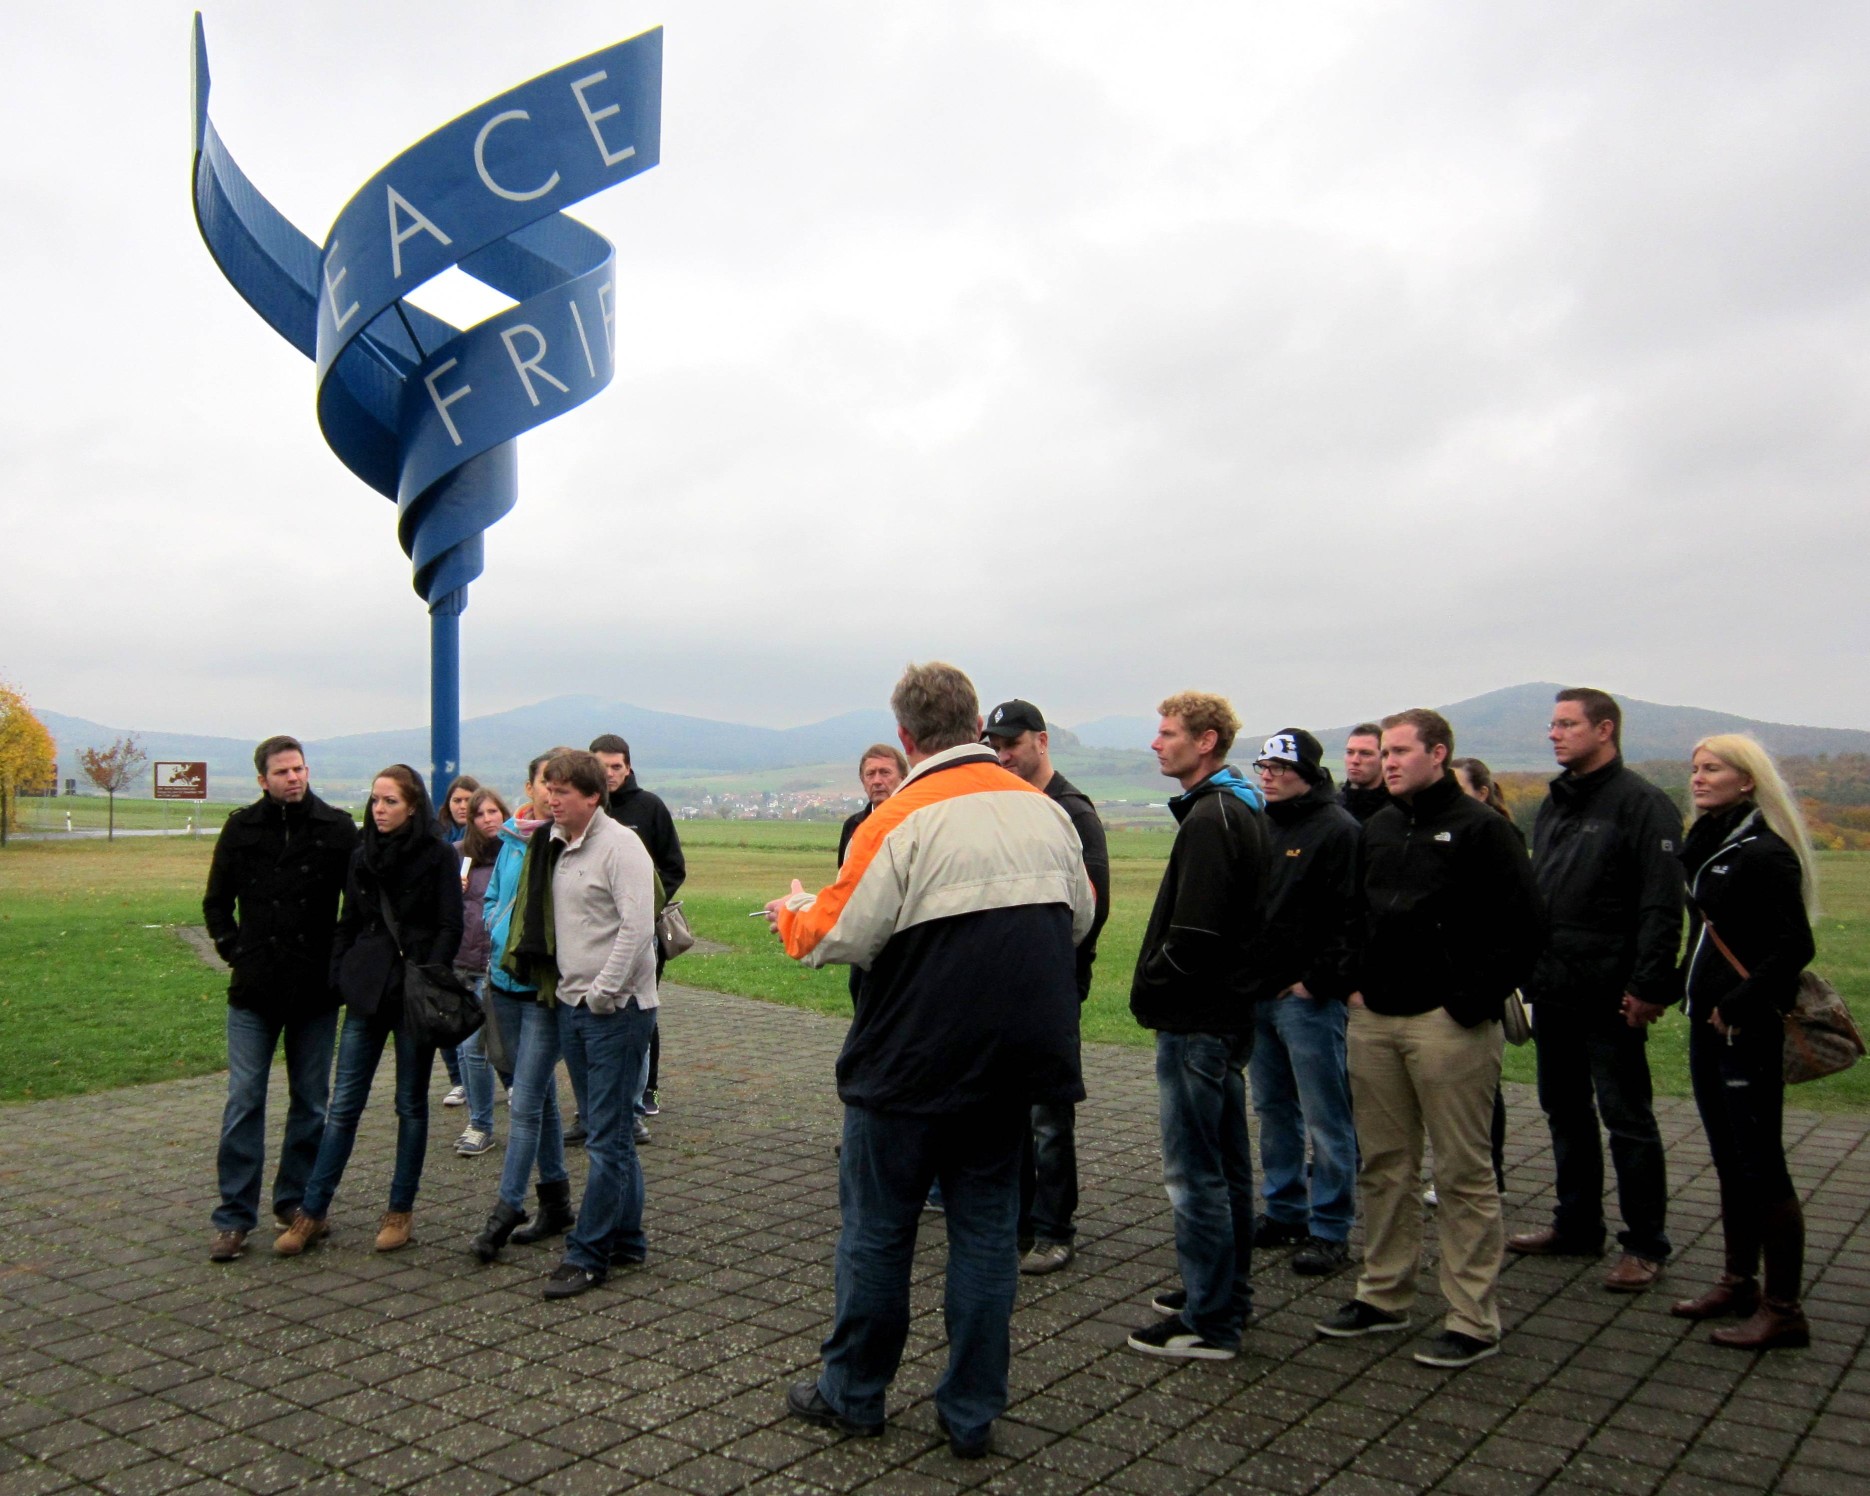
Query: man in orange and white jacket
768 662 1095 1458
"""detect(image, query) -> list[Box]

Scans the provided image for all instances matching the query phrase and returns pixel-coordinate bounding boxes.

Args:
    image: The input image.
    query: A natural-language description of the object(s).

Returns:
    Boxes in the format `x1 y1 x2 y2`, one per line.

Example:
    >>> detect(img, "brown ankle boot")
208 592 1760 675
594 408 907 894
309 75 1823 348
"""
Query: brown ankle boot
1671 1274 1760 1320
273 1210 329 1257
375 1211 413 1252
1710 1297 1810 1351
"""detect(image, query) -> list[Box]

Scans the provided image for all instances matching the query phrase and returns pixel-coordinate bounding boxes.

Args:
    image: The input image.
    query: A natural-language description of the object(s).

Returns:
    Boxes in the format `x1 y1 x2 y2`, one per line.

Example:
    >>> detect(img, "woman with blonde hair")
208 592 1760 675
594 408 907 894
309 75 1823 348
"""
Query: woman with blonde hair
1672 734 1818 1350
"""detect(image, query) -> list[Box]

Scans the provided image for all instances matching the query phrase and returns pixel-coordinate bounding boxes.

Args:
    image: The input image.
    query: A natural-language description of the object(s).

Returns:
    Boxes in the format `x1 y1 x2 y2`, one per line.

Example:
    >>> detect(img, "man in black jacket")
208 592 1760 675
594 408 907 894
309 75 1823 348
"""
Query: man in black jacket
202 736 358 1262
837 743 908 1005
1128 691 1269 1361
1245 730 1361 1277
1338 722 1389 824
1509 689 1685 1292
592 734 685 1129
1313 709 1540 1370
984 699 1111 1276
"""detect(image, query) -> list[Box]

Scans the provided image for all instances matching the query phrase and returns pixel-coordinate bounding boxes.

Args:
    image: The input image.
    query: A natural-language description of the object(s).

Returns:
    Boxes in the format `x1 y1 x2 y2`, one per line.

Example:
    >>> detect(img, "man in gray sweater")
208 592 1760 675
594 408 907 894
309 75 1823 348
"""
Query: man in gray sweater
538 749 659 1300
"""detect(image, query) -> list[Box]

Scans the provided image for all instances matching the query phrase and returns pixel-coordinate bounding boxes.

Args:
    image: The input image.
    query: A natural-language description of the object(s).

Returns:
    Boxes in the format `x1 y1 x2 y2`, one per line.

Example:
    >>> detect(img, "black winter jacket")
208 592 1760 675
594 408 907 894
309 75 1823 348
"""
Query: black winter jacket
1339 782 1391 825
1680 803 1814 1030
329 832 465 1022
202 792 359 1019
605 773 685 896
1047 770 1111 1000
1243 776 1361 1003
1130 767 1269 1035
1526 757 1685 1010
1334 771 1542 1027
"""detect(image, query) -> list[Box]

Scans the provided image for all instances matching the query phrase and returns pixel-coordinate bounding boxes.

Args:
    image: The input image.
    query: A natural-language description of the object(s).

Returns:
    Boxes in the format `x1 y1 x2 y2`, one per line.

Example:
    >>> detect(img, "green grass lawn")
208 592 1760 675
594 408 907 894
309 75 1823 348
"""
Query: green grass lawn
4 823 1868 1110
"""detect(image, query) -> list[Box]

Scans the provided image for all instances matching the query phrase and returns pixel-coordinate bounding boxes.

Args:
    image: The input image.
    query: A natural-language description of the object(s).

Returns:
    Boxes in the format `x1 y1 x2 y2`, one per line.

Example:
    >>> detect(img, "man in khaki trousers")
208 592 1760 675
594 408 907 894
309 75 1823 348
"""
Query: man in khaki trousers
1311 709 1542 1369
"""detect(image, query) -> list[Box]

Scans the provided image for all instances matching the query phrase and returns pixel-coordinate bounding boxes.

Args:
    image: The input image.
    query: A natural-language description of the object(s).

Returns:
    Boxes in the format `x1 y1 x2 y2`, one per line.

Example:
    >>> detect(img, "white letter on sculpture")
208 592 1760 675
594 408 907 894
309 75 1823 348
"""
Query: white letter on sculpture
473 110 561 203
569 300 597 379
500 325 572 407
598 279 616 356
387 187 454 279
571 71 637 167
424 359 473 446
324 245 359 332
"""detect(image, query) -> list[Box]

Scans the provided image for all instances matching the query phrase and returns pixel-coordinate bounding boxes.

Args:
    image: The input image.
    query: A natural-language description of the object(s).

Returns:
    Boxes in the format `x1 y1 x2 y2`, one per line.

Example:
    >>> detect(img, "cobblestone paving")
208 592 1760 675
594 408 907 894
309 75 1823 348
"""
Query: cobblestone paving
2 984 1865 1495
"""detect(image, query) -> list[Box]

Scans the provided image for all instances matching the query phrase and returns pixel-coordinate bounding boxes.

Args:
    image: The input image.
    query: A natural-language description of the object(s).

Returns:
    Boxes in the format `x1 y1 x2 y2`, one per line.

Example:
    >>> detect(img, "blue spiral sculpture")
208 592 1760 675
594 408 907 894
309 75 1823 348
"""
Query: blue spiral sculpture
189 14 662 795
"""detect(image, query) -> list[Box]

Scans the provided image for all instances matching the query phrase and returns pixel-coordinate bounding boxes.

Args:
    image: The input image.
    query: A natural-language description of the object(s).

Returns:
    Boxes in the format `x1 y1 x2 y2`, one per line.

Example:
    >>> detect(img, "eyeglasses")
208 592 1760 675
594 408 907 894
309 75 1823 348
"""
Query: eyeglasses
1547 719 1586 732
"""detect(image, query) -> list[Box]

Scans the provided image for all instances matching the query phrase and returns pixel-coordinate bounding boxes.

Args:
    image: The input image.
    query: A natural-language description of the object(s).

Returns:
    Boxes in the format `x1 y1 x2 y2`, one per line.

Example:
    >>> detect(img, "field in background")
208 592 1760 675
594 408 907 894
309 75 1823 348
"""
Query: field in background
3 827 1866 1110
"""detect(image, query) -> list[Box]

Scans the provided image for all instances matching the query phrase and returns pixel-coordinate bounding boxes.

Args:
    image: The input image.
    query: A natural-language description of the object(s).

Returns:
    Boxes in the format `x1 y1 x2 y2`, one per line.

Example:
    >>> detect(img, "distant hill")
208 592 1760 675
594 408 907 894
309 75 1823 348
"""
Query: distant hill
40 684 1869 800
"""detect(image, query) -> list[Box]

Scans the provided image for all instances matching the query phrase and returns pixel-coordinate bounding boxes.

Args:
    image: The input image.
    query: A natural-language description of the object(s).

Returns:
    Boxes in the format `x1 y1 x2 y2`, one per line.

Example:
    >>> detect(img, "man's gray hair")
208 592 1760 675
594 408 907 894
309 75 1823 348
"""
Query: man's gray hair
890 661 980 753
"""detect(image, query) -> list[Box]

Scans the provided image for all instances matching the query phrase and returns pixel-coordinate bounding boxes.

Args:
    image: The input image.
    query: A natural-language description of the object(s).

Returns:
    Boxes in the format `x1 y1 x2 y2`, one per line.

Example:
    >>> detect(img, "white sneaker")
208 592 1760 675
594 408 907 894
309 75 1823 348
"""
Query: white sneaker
443 1085 467 1108
1423 1186 1439 1207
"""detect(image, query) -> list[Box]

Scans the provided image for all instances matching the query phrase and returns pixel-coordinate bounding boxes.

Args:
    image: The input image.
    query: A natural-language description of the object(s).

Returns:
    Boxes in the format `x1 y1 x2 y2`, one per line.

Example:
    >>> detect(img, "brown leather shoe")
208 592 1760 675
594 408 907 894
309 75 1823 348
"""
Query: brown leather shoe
375 1211 413 1253
1711 1298 1810 1351
1604 1253 1663 1292
208 1229 248 1262
1507 1227 1603 1257
1671 1275 1760 1320
273 1210 328 1256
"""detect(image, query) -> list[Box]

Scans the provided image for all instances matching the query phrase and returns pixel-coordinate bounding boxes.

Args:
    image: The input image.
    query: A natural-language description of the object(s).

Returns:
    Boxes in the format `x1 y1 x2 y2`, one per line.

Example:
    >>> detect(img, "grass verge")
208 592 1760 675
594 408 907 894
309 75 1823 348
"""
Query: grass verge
4 825 1867 1109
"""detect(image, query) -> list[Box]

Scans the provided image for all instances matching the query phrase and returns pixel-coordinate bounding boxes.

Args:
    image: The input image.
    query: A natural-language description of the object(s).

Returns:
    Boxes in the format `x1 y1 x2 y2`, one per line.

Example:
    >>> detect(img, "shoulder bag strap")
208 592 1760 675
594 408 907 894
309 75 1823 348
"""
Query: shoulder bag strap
377 889 406 958
1702 916 1749 981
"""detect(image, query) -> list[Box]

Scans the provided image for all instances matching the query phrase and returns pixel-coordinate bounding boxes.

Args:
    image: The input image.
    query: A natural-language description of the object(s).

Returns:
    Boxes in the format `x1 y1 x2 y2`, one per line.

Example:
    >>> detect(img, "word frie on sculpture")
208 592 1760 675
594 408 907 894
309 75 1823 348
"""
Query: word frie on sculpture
189 12 663 797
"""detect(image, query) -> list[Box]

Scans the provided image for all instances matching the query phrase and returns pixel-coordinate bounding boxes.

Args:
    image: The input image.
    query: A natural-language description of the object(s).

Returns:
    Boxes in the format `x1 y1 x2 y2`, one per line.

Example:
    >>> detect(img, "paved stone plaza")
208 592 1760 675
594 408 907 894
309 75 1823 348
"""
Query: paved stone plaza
2 983 1865 1495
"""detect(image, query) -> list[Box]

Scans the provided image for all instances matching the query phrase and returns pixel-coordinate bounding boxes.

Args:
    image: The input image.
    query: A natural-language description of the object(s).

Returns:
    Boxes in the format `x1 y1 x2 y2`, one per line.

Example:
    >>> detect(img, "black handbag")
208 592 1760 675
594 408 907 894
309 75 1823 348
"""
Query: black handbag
379 893 483 1048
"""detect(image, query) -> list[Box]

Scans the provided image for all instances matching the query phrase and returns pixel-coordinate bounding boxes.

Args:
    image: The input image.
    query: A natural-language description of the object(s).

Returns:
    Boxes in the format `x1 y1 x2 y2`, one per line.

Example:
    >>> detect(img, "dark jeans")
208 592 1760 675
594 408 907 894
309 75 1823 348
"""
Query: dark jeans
212 1005 337 1231
303 1011 437 1217
1018 1102 1078 1245
819 1103 1024 1445
1532 1004 1670 1259
1690 1016 1794 1262
1155 1030 1256 1347
494 991 568 1211
1249 993 1356 1241
558 999 654 1272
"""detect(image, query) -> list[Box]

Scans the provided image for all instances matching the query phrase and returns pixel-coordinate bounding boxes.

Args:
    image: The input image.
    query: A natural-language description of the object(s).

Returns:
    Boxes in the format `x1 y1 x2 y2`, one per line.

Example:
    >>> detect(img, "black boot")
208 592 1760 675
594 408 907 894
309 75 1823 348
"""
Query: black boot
472 1201 530 1264
510 1181 575 1246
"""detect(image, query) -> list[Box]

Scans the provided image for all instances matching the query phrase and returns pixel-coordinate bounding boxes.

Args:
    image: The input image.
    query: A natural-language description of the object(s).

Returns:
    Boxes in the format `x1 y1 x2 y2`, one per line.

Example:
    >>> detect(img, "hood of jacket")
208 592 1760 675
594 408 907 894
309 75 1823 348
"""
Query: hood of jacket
1170 764 1265 821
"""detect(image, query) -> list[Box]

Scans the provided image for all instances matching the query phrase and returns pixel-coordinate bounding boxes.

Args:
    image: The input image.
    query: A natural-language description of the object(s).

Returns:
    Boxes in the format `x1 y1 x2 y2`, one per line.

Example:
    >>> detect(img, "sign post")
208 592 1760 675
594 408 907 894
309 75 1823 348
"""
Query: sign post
153 763 209 801
188 16 663 799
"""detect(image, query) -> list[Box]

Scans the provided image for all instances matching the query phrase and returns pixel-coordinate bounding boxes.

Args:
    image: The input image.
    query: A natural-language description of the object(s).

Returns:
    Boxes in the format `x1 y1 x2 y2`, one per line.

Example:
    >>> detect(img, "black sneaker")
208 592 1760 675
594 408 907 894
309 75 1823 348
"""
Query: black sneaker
1126 1313 1237 1361
641 1089 661 1117
1414 1331 1499 1369
785 1382 884 1438
542 1262 606 1300
564 1117 587 1147
937 1408 990 1459
632 1118 652 1145
1253 1213 1307 1249
1150 1287 1187 1315
1292 1237 1350 1277
1315 1299 1411 1338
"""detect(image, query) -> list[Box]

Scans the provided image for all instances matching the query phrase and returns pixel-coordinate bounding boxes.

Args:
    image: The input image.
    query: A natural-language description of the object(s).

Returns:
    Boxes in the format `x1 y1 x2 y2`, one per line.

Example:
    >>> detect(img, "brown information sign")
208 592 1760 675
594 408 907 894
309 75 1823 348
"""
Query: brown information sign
153 762 209 801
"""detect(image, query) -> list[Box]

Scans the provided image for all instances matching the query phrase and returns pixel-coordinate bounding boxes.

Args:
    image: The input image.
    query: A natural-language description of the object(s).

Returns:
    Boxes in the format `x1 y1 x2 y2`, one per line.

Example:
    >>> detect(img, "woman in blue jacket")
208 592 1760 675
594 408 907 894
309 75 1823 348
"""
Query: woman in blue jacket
470 753 574 1261
1672 734 1818 1350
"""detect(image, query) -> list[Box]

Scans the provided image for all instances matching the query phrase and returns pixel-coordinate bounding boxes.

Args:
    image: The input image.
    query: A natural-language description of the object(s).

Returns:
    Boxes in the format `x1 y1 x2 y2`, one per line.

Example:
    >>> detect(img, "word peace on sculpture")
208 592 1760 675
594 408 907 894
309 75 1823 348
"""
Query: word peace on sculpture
189 14 662 789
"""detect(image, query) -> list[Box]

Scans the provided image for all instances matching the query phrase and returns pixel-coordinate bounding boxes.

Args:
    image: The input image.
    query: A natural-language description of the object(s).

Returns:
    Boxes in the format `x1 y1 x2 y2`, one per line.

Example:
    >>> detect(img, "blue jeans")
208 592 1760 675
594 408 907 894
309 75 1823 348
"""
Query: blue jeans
819 1103 1024 1444
1018 1102 1078 1245
631 1009 659 1118
455 972 496 1133
1533 1004 1671 1259
495 991 568 1211
1249 993 1356 1242
302 1011 437 1217
558 999 654 1272
213 1005 337 1231
1156 1031 1256 1348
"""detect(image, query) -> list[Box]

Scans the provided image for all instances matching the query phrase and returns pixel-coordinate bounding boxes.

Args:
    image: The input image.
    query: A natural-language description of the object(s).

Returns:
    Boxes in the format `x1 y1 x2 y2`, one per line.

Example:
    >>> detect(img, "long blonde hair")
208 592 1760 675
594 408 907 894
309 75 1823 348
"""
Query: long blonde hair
1691 734 1820 919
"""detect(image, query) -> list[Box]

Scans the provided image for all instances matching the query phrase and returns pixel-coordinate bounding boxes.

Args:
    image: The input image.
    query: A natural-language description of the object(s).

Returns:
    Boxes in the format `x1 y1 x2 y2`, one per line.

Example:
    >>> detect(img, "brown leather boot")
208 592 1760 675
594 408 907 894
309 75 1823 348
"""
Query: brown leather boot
1671 1274 1760 1320
1711 1297 1810 1350
274 1210 329 1257
375 1211 414 1252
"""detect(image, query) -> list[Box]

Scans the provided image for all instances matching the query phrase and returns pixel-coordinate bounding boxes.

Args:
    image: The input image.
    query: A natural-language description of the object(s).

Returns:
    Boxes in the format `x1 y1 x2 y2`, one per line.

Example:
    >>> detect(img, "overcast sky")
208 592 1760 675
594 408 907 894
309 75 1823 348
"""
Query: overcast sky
5 1 1867 742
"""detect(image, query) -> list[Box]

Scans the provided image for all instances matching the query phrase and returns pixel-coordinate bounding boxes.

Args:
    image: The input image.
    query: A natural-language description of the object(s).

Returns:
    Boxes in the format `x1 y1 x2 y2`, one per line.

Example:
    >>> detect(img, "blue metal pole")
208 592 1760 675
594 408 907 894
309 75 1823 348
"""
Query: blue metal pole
430 589 464 805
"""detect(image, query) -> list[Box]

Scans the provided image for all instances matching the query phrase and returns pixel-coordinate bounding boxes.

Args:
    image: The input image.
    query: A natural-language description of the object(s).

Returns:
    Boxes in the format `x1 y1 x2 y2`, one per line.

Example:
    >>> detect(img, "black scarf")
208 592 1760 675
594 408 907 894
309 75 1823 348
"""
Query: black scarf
361 816 428 885
510 826 566 985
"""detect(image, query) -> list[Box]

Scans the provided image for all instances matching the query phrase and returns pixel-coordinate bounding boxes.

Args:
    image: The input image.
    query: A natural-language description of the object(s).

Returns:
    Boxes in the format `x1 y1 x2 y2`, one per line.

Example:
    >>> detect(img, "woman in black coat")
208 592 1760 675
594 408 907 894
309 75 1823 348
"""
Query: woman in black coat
1672 734 1819 1349
275 764 464 1255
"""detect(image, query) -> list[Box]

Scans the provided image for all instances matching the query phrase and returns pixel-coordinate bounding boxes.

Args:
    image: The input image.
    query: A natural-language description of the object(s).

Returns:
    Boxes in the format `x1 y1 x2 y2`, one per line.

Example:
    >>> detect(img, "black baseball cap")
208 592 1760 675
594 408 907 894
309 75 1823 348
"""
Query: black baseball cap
983 699 1046 740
